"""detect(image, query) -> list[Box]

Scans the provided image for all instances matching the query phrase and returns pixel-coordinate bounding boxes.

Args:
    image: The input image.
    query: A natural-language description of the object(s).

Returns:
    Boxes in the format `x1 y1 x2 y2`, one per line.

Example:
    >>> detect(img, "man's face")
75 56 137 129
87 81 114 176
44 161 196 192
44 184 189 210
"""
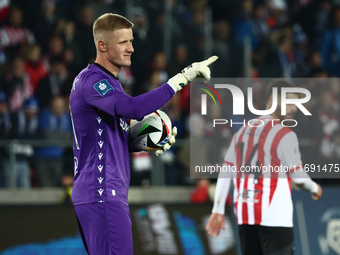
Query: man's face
274 93 298 120
105 28 134 69
0 102 7 114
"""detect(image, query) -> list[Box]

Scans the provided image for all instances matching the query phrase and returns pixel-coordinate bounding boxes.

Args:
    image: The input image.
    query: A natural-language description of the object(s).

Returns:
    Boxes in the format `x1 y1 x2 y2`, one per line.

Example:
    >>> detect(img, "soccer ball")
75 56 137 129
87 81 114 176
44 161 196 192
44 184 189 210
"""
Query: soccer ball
130 110 172 151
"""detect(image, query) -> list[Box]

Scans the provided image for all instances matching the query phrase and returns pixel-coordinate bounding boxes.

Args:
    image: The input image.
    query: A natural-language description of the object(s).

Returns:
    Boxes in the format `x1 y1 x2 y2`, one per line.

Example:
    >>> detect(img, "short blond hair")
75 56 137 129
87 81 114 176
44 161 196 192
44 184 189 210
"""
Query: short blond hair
93 13 134 45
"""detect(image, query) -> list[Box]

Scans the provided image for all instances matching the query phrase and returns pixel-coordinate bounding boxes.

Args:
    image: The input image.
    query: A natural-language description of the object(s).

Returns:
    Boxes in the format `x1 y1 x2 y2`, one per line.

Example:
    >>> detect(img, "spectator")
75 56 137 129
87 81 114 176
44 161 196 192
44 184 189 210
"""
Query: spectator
0 0 10 22
75 6 96 65
233 0 263 50
145 71 161 92
4 57 34 113
161 93 185 185
251 4 270 42
59 173 73 205
266 34 295 78
149 52 168 85
183 11 205 63
0 7 35 51
320 8 340 77
168 44 190 77
190 178 211 204
292 24 309 77
37 57 72 109
24 44 49 93
317 90 340 164
59 20 83 74
31 0 64 51
44 35 65 62
130 7 153 95
315 0 333 47
35 96 72 187
118 66 135 95
130 151 152 187
212 20 234 77
85 0 115 19
308 51 323 72
6 97 40 189
0 91 11 187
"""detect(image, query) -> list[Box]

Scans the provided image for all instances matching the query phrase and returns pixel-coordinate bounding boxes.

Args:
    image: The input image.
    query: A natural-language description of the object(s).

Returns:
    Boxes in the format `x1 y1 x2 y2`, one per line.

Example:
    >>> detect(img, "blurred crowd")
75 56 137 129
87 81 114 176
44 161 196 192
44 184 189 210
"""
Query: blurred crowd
0 0 340 190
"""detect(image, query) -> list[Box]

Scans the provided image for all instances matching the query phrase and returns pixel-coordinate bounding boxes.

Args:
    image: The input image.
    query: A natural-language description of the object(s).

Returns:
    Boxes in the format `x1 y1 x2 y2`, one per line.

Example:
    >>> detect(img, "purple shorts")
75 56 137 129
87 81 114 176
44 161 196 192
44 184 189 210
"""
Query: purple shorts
74 202 133 255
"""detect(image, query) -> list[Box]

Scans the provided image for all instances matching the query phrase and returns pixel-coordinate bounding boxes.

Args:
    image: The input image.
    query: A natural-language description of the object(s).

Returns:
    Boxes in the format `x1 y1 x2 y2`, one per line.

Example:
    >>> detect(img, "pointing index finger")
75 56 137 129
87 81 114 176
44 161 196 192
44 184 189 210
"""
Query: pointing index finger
203 55 218 66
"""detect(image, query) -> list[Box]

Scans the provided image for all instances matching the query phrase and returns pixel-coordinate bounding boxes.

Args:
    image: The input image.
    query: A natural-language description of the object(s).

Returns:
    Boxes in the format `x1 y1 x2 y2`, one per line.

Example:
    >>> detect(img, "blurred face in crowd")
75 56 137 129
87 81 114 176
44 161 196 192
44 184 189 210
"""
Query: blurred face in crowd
63 49 74 65
149 71 161 90
25 108 38 119
254 6 266 20
175 45 187 62
41 0 56 16
334 9 340 27
152 52 167 71
81 7 94 27
214 21 230 40
51 61 66 76
64 21 75 38
28 45 41 64
310 52 322 67
192 11 205 27
132 14 145 30
12 57 25 78
0 102 7 114
9 8 23 27
243 0 254 14
51 97 66 117
101 28 134 71
49 36 64 56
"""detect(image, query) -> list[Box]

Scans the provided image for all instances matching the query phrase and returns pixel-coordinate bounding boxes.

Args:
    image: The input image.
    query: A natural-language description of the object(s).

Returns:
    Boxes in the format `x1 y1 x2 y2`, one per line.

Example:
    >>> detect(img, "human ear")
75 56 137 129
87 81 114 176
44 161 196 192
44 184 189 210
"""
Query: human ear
97 40 106 53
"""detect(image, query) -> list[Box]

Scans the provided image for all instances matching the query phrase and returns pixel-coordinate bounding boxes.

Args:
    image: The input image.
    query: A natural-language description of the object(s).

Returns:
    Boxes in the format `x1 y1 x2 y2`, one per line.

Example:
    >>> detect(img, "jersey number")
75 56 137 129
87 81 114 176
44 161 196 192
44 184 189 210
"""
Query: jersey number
237 142 262 183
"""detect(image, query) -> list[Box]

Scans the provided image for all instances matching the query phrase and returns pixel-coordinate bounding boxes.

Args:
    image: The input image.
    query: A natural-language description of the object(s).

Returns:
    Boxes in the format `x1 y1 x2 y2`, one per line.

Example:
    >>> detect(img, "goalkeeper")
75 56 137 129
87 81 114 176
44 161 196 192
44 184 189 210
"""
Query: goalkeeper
69 13 218 255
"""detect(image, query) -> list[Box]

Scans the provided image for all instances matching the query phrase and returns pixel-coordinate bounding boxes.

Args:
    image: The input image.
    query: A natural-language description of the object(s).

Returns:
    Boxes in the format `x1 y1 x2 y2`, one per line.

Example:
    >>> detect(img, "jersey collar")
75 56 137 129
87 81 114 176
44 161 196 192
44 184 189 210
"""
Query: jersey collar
90 62 119 80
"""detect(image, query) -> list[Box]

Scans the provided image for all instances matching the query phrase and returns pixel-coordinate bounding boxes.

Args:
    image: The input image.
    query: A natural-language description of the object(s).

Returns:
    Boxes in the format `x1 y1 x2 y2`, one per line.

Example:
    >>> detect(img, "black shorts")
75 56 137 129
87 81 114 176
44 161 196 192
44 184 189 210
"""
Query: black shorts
238 225 294 255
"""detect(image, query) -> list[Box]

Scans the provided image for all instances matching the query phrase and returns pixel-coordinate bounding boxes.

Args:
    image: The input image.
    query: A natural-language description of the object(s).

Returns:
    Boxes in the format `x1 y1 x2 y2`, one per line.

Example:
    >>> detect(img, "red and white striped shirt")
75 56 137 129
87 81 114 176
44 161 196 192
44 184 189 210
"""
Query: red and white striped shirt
213 115 304 227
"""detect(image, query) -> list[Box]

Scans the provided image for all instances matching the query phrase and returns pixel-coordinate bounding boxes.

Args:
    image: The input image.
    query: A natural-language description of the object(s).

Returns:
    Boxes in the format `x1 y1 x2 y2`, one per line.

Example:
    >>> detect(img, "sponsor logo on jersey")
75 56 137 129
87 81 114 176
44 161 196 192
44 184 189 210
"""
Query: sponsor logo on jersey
120 118 129 132
98 189 104 195
93 79 114 96
97 165 103 172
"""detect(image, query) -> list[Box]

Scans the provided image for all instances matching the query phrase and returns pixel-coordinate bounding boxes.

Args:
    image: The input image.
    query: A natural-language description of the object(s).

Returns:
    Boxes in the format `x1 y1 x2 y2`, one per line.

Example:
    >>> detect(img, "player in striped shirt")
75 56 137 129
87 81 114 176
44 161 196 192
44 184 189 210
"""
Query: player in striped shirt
205 79 322 255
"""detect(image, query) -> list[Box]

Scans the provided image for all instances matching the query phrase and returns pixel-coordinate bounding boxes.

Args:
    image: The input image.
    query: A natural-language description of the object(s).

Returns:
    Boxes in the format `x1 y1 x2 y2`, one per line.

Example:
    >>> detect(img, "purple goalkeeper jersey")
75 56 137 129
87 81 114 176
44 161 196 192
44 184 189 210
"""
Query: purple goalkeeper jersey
70 63 175 205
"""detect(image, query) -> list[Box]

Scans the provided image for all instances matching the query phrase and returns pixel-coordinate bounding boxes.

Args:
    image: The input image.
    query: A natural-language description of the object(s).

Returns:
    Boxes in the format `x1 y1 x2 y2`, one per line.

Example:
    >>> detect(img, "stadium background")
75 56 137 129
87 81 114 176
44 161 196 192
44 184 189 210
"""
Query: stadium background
0 0 340 254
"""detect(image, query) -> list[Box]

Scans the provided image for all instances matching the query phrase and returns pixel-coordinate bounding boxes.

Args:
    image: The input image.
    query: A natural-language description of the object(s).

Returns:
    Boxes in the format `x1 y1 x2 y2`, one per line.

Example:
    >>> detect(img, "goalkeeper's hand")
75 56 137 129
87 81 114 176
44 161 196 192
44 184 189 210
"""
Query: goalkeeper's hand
167 56 218 92
155 126 177 156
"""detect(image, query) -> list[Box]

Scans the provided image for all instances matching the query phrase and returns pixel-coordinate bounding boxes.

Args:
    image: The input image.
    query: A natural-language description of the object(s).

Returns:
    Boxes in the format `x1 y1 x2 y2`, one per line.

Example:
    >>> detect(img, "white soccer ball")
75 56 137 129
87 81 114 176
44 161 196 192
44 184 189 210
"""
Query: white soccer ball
130 110 172 151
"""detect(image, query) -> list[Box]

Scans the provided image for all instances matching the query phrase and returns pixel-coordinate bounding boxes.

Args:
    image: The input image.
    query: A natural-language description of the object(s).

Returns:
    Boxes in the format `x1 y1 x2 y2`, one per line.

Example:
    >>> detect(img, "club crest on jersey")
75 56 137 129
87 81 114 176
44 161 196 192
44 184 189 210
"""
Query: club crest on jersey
93 79 114 96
